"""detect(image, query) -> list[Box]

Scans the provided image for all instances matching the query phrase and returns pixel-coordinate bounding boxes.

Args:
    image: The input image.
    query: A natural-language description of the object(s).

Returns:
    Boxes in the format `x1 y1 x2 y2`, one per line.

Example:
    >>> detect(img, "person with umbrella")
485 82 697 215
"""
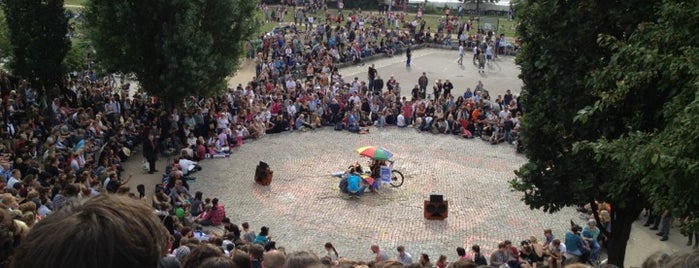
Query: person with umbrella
356 146 393 191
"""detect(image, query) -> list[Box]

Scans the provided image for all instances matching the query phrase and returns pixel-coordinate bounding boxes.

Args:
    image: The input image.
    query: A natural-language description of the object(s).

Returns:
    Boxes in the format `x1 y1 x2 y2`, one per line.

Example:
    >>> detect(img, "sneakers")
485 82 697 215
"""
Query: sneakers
656 232 664 236
660 237 668 241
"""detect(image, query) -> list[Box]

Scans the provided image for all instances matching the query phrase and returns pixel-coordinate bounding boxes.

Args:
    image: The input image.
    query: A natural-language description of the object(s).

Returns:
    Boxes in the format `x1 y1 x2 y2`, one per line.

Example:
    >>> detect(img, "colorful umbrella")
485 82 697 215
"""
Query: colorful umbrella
356 146 393 160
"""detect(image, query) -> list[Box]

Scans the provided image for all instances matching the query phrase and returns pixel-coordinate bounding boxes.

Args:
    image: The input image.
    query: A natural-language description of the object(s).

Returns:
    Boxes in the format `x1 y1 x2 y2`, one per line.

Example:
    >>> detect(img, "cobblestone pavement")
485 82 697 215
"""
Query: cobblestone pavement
339 48 523 99
192 128 578 261
121 49 690 266
192 50 574 261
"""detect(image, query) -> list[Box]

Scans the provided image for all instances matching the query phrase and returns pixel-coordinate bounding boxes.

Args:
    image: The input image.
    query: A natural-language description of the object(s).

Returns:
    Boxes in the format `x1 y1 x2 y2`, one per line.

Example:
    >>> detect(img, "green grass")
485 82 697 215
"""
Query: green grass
64 0 86 6
255 7 517 41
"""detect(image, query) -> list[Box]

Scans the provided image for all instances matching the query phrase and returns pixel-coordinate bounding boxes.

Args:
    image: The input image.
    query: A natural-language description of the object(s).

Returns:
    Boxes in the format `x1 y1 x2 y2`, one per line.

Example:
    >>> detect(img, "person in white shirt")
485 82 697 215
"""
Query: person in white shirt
396 246 413 265
7 169 22 189
457 44 464 65
286 103 297 118
348 92 361 107
178 157 200 176
549 239 567 268
285 78 296 91
397 113 406 128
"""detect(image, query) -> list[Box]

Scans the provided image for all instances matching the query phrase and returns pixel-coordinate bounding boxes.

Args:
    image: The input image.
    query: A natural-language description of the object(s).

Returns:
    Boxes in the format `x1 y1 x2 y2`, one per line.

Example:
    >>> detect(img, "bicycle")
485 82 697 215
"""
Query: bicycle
351 159 404 188
386 160 404 187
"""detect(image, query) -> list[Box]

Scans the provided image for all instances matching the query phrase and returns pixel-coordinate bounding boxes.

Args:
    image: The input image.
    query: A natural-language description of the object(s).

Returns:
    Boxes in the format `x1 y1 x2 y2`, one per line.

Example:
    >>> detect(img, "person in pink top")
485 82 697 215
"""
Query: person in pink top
456 246 471 261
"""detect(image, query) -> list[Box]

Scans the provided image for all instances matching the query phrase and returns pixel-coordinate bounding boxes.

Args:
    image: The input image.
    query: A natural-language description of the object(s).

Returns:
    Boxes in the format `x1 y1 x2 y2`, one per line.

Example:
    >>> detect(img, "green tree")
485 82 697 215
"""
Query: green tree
0 9 10 60
1 0 70 90
84 0 259 106
581 0 699 246
511 0 656 266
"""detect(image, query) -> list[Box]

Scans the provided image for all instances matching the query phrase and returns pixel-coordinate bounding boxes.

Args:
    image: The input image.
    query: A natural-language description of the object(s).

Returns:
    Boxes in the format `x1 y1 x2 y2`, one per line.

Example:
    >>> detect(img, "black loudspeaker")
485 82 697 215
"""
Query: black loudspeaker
424 195 448 220
430 194 444 203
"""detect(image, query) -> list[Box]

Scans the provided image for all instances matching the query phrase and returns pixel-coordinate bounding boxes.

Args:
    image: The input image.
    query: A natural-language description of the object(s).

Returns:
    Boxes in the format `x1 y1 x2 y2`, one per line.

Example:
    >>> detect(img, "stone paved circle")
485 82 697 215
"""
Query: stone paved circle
196 129 577 261
193 50 577 261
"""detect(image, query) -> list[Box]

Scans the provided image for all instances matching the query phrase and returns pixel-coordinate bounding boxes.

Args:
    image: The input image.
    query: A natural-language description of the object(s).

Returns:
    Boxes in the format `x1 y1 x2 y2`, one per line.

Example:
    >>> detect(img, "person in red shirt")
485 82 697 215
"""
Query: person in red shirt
402 100 413 126
196 198 226 226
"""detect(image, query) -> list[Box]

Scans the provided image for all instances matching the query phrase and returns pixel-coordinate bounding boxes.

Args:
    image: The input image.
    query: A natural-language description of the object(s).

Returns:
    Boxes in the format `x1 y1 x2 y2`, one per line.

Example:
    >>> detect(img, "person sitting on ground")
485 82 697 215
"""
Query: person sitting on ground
528 236 546 261
371 244 390 263
177 156 201 176
11 194 170 268
564 225 589 264
263 249 286 268
490 242 508 267
548 239 566 268
340 165 367 198
519 242 539 268
295 114 315 131
284 250 323 268
242 222 256 243
254 226 271 247
195 198 225 226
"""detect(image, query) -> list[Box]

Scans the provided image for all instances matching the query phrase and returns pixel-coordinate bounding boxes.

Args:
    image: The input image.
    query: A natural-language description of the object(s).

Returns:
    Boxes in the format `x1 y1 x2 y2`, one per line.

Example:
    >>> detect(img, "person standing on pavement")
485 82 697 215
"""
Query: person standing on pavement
418 72 428 99
477 49 486 73
405 46 412 67
373 75 384 96
396 245 413 265
457 44 464 65
472 44 479 64
368 64 377 93
657 208 671 241
683 211 698 248
143 133 159 174
443 79 454 99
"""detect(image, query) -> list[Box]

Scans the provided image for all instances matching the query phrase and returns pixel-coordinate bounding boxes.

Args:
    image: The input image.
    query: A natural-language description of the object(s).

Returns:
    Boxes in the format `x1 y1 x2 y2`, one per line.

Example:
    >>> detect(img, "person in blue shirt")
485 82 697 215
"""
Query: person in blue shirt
254 226 270 246
582 219 602 264
564 225 589 263
347 165 367 197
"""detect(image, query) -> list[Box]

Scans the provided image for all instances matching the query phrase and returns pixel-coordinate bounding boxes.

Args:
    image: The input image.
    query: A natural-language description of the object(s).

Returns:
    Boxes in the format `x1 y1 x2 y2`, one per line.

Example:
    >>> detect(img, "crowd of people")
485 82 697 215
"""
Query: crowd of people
0 1 691 268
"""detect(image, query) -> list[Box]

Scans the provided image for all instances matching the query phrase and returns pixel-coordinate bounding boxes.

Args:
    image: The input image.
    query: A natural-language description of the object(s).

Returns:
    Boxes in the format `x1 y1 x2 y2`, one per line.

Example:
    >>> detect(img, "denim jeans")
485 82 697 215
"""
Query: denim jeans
588 240 600 261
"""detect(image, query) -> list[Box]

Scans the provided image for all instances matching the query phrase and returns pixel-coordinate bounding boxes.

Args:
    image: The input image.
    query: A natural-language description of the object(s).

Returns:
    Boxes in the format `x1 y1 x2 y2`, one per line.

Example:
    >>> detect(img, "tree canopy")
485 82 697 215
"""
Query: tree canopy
581 0 699 233
0 9 10 60
511 0 664 266
84 0 259 105
1 0 70 90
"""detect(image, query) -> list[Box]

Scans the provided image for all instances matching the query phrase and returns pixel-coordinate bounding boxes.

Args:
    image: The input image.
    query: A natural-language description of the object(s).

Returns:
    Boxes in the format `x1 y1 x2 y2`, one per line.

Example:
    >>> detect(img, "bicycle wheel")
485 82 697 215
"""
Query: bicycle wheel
390 170 404 187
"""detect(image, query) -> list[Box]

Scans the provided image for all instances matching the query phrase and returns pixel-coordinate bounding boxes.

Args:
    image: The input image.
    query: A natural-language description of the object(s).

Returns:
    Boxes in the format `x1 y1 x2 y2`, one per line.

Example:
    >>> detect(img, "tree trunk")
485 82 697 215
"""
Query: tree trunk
606 205 643 267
